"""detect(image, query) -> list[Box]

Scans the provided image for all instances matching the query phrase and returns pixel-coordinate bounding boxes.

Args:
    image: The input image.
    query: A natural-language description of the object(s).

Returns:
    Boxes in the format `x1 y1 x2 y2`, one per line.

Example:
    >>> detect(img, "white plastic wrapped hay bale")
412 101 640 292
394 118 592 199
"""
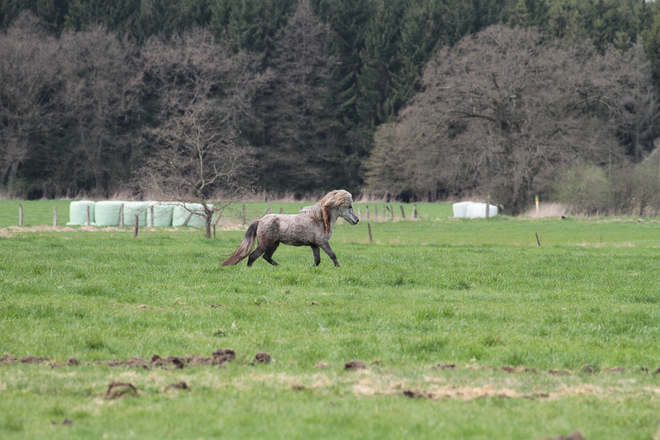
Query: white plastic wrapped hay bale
452 201 473 218
466 203 498 219
147 201 176 227
123 202 149 227
67 201 96 225
172 203 210 227
94 201 125 226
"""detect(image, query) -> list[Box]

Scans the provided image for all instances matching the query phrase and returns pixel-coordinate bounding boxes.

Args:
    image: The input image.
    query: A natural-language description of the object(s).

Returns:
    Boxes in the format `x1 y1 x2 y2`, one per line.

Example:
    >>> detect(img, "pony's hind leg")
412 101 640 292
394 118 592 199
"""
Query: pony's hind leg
311 245 321 266
247 246 267 267
263 242 280 266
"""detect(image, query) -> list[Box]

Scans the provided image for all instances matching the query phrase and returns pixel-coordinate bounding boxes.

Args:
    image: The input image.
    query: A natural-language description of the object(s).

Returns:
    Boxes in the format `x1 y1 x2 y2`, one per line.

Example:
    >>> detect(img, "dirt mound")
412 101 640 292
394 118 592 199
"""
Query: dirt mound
105 382 138 399
164 381 189 391
149 355 185 369
344 361 366 370
212 349 236 363
403 389 430 399
105 350 237 369
433 363 456 370
0 353 50 364
254 352 271 364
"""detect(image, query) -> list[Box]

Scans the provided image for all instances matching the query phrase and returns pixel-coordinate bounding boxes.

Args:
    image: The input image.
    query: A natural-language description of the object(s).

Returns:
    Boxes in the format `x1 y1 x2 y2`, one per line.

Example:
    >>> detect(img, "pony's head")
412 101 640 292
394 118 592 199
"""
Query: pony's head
319 190 359 234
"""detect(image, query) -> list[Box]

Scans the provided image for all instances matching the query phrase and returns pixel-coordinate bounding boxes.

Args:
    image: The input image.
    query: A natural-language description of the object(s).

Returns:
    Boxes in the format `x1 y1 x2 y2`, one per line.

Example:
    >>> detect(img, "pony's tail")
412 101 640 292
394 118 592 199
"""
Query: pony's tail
222 221 259 266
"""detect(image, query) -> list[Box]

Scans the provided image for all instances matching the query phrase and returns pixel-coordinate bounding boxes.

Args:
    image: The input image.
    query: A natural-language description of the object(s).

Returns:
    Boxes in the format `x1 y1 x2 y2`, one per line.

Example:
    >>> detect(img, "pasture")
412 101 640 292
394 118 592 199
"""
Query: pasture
1 200 660 439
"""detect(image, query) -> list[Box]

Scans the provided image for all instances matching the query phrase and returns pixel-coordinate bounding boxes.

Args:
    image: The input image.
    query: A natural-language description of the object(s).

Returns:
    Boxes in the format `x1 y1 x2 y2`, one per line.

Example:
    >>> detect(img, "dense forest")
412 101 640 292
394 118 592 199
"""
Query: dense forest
1 0 660 213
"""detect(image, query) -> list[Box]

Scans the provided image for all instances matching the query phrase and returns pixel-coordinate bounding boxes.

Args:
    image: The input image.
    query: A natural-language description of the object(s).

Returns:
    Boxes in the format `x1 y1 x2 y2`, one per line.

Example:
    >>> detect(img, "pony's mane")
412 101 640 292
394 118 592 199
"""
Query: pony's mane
306 190 352 235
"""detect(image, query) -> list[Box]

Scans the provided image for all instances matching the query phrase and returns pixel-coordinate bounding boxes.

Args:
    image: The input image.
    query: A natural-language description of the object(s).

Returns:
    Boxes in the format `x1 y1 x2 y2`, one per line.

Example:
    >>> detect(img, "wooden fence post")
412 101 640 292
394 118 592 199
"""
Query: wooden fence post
19 203 23 226
213 224 216 239
53 205 58 227
412 204 418 219
485 196 490 219
268 202 272 215
383 205 386 217
86 206 91 226
400 205 406 219
242 203 246 225
279 207 283 214
390 205 394 219
368 221 373 243
366 205 370 220
133 214 139 237
358 206 361 219
150 205 154 227
374 205 378 219
119 204 124 227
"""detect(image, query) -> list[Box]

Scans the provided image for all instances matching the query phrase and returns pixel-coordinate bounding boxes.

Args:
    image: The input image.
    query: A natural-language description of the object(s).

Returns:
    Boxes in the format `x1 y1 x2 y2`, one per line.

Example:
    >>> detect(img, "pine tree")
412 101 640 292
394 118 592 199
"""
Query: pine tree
316 0 375 127
356 0 407 128
255 0 339 191
211 0 296 56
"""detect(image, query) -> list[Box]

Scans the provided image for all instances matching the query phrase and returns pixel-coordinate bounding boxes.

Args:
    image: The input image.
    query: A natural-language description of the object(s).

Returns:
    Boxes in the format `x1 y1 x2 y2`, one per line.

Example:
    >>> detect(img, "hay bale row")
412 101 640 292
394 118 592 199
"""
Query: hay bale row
68 201 213 227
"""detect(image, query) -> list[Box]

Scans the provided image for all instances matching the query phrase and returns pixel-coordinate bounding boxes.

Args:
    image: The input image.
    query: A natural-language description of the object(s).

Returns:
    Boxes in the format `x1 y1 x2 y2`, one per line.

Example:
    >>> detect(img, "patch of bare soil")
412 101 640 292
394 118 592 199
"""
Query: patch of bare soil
0 353 50 364
105 382 138 399
51 418 73 426
344 361 366 370
539 431 586 440
1 226 77 236
401 385 519 400
107 357 150 369
103 350 237 369
253 352 271 364
149 355 186 369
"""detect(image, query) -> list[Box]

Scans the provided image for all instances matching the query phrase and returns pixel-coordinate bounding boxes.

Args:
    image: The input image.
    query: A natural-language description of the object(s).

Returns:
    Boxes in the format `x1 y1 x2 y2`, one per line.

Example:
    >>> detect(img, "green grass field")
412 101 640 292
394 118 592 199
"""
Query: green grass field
1 200 660 439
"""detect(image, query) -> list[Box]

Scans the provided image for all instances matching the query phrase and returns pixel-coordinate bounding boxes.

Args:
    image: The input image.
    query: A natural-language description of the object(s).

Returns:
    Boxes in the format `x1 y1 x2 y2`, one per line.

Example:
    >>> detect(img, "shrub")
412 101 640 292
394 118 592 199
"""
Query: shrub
555 163 611 215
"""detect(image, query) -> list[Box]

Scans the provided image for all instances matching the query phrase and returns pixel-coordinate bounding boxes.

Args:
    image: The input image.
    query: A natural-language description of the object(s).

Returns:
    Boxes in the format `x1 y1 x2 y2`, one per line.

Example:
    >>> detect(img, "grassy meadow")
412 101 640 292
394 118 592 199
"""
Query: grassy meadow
1 200 660 439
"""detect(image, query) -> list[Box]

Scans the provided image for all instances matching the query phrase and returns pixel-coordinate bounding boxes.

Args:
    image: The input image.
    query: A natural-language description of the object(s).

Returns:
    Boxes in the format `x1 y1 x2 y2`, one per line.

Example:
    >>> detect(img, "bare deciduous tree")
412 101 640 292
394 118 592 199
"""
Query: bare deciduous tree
136 108 255 238
135 29 270 237
0 12 60 192
365 25 655 212
58 25 142 196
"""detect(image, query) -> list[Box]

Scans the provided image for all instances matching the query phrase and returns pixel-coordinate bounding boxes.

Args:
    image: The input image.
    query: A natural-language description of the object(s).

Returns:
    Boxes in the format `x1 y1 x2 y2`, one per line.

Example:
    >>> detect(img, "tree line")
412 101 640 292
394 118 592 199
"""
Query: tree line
2 0 660 214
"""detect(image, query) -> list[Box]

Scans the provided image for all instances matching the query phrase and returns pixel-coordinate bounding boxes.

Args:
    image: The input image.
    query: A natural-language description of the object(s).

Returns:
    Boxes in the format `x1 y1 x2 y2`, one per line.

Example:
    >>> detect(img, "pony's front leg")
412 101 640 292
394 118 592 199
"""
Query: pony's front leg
319 242 340 267
311 245 321 266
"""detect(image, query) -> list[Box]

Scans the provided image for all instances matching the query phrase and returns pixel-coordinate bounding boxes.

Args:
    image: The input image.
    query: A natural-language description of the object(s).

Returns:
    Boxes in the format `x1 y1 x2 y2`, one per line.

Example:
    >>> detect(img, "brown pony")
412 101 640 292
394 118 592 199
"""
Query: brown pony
222 190 359 267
